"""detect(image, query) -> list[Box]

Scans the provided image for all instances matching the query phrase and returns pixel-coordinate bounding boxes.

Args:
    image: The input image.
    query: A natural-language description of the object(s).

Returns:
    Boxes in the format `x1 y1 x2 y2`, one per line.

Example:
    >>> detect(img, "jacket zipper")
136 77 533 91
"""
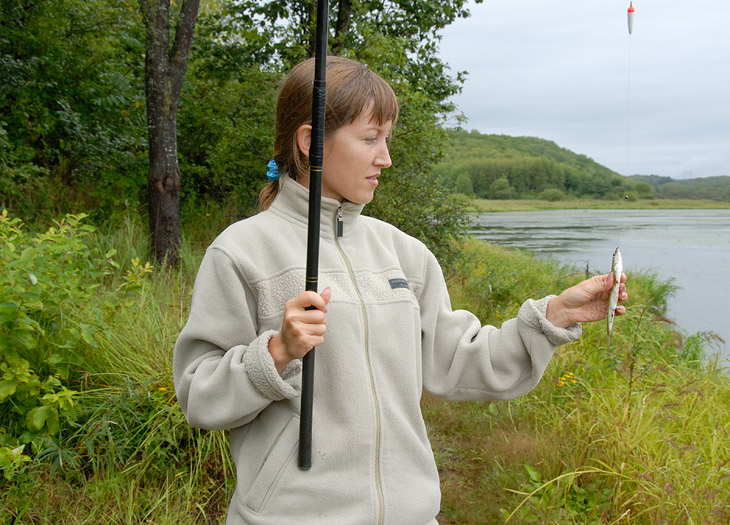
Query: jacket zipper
333 205 384 525
336 203 344 237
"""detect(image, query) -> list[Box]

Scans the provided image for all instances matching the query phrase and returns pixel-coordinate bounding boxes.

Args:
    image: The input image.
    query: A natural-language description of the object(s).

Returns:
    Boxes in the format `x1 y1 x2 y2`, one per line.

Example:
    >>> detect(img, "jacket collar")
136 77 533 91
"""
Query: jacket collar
269 175 366 239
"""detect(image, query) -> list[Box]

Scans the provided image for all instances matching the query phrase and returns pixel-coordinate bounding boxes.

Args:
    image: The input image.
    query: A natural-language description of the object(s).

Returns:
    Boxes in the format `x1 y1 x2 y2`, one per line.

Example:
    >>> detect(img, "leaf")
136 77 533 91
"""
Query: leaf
46 409 60 435
524 463 541 485
18 247 37 263
11 329 38 350
0 379 18 400
26 405 53 431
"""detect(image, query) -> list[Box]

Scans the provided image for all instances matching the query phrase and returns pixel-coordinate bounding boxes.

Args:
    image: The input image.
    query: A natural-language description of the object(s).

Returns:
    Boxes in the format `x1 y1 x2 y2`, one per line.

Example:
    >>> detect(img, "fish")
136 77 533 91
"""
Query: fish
607 247 623 349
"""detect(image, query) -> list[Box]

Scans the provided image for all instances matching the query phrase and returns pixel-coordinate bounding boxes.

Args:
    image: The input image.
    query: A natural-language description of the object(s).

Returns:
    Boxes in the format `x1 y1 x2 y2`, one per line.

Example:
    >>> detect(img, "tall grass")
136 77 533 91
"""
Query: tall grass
428 239 730 523
1 209 234 523
3 212 728 523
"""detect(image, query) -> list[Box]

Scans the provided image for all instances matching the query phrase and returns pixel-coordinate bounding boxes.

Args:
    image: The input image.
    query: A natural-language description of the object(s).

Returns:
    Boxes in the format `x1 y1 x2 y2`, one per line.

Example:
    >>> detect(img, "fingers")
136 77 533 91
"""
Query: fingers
279 288 332 360
290 288 330 313
320 286 331 306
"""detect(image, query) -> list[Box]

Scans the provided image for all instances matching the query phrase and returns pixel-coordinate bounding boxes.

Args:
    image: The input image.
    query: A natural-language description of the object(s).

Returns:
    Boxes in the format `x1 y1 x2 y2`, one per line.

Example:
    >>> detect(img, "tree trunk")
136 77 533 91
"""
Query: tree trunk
332 0 352 55
139 0 200 265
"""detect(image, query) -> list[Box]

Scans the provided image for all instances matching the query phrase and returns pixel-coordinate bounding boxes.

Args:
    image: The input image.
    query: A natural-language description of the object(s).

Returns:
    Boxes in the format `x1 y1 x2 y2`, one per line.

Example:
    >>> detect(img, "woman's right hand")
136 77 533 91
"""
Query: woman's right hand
268 287 331 372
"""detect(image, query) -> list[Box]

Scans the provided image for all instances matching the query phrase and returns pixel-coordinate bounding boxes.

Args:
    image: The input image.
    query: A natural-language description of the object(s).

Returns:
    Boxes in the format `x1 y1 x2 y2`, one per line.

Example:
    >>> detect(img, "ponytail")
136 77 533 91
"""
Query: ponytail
258 180 280 211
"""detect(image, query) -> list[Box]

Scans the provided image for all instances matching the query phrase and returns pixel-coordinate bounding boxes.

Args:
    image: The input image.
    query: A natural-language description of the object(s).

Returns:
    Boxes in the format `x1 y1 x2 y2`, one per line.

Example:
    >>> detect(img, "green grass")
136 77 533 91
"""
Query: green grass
2 211 729 523
429 239 730 523
469 197 730 213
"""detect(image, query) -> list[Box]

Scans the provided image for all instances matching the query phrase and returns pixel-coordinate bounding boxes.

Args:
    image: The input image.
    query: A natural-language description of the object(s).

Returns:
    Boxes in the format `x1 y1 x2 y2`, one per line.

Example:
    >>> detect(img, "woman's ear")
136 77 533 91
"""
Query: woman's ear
296 124 312 158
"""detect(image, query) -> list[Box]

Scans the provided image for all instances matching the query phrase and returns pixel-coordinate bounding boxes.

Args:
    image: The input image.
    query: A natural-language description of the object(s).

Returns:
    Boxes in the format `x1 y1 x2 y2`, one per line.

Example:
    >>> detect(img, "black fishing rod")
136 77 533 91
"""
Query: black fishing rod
299 0 329 471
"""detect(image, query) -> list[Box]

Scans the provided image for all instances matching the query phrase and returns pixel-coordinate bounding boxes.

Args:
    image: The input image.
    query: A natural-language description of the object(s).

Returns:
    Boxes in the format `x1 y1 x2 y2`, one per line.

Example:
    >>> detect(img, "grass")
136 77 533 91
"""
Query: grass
429 239 730 523
469 197 730 213
3 210 730 523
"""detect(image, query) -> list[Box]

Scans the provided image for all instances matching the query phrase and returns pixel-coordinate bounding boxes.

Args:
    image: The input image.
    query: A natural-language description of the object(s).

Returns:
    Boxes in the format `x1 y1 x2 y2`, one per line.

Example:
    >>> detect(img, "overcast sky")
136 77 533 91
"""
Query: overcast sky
437 0 730 179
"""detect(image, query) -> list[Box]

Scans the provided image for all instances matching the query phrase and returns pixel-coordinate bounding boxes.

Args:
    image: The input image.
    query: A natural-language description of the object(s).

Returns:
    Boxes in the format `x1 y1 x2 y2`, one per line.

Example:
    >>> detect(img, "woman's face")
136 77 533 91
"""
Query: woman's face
319 108 393 204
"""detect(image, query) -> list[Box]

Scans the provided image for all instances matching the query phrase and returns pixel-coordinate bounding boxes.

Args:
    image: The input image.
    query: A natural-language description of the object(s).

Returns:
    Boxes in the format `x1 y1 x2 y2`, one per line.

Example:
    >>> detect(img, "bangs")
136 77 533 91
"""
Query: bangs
325 61 400 130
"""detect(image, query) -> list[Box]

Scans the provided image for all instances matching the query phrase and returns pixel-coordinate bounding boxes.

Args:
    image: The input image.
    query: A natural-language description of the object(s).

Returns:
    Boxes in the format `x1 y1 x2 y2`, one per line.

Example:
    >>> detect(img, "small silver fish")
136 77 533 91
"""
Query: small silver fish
607 247 623 349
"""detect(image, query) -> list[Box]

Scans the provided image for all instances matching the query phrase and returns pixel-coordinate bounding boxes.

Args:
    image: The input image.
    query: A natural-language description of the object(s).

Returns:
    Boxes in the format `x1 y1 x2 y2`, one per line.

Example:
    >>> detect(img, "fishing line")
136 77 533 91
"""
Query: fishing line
625 2 635 178
625 26 632 178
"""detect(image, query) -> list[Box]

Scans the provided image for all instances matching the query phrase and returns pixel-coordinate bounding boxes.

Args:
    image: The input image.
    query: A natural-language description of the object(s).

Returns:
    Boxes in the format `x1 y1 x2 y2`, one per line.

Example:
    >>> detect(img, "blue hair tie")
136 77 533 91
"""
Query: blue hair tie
266 160 281 181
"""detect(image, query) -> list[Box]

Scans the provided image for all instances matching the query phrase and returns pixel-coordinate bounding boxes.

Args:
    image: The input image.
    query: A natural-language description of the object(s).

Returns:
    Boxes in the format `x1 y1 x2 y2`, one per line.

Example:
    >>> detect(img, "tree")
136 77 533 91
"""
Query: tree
454 172 474 197
490 176 513 200
0 0 146 218
138 0 201 264
184 0 478 263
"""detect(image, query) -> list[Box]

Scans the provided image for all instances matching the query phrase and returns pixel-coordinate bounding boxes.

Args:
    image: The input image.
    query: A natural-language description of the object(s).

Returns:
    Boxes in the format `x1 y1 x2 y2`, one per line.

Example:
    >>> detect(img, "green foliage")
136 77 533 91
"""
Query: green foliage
344 39 464 260
538 188 566 201
179 1 473 258
0 211 235 521
453 172 474 197
502 463 614 522
0 211 103 473
490 176 513 199
0 210 160 481
178 63 278 214
2 0 475 263
0 0 147 219
435 129 659 201
631 174 730 202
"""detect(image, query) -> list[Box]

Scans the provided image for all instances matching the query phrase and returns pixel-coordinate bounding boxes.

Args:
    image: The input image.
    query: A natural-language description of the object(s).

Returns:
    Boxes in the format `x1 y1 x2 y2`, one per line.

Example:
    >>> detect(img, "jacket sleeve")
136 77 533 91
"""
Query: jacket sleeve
418 249 581 401
173 245 300 430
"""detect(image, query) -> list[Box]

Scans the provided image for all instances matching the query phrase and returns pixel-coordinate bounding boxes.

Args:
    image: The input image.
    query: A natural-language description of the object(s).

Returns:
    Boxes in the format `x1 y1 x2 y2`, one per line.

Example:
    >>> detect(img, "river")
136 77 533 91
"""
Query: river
470 209 730 360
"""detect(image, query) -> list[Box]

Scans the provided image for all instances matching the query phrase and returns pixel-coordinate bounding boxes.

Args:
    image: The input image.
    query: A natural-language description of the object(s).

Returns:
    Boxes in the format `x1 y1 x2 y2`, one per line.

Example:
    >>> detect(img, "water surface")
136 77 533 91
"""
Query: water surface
471 209 730 359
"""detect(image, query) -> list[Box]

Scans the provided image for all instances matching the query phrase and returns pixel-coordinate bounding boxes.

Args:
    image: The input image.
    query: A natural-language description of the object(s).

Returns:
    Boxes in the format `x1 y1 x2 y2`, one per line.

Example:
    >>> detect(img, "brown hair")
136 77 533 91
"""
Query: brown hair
259 56 399 210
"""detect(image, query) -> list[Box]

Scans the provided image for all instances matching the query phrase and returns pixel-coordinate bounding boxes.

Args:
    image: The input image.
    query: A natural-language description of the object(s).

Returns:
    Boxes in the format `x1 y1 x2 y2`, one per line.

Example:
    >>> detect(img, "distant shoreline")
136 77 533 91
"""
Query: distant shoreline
469 198 730 213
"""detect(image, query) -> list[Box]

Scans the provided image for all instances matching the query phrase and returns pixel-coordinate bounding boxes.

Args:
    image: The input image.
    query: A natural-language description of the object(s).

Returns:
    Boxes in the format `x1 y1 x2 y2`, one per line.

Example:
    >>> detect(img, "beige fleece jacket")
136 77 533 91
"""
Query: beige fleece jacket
173 176 581 525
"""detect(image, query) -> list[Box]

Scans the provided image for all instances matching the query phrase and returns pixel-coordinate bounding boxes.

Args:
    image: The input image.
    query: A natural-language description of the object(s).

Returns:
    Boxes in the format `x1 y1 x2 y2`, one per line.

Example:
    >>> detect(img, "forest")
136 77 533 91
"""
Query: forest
433 129 730 202
1 0 472 265
630 174 730 201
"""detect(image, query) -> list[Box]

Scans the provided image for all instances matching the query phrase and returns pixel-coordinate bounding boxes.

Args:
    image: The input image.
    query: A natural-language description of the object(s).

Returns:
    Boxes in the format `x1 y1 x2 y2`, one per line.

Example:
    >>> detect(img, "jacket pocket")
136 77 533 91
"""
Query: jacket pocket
243 414 299 514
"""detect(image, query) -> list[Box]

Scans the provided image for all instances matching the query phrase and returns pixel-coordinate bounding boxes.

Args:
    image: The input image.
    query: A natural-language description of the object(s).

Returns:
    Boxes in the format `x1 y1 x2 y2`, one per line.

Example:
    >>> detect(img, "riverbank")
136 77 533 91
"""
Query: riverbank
2 212 729 523
433 238 730 523
469 197 730 213
469 208 730 362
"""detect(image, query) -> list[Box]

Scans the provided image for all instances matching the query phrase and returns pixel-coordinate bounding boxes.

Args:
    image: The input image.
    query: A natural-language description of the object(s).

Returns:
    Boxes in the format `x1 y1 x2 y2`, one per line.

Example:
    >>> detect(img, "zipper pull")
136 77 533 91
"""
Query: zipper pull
336 204 344 237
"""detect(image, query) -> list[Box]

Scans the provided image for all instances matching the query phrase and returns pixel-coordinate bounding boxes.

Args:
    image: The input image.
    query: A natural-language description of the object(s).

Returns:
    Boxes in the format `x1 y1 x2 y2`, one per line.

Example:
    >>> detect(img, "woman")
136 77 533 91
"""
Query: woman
173 56 627 524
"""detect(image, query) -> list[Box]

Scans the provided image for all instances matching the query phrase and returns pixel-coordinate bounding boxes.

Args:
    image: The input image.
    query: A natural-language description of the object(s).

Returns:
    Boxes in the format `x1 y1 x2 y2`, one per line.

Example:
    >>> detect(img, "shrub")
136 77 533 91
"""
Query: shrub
0 210 125 477
539 188 566 201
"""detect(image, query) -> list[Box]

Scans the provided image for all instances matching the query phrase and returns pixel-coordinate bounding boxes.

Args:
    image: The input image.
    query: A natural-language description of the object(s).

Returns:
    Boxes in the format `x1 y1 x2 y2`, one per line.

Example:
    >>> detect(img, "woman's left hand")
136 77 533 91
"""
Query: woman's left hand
545 272 628 328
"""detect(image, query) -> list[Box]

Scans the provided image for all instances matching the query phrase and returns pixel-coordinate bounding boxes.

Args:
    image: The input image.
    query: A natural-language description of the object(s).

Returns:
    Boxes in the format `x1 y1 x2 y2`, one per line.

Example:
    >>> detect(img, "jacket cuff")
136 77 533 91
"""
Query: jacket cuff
242 330 302 400
518 296 582 347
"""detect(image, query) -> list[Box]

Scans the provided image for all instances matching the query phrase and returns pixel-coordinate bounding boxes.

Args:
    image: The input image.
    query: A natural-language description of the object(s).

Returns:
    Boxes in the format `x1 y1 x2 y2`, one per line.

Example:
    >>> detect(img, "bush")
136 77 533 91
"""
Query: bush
489 177 514 199
0 210 152 478
539 188 566 201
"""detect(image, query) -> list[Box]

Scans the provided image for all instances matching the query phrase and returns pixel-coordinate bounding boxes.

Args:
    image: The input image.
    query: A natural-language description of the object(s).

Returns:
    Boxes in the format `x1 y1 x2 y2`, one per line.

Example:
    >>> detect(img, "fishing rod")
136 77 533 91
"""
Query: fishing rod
299 0 329 471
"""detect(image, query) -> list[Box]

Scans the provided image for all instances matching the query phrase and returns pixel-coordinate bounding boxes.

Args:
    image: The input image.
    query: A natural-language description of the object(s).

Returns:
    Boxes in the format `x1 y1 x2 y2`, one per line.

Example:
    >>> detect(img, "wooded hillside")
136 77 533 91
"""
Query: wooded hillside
432 129 654 201
630 174 730 201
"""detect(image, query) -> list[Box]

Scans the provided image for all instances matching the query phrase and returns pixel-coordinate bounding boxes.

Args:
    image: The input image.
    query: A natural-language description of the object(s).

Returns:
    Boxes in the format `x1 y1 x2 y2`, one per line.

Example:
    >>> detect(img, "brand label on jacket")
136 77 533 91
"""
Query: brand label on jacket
388 278 409 290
